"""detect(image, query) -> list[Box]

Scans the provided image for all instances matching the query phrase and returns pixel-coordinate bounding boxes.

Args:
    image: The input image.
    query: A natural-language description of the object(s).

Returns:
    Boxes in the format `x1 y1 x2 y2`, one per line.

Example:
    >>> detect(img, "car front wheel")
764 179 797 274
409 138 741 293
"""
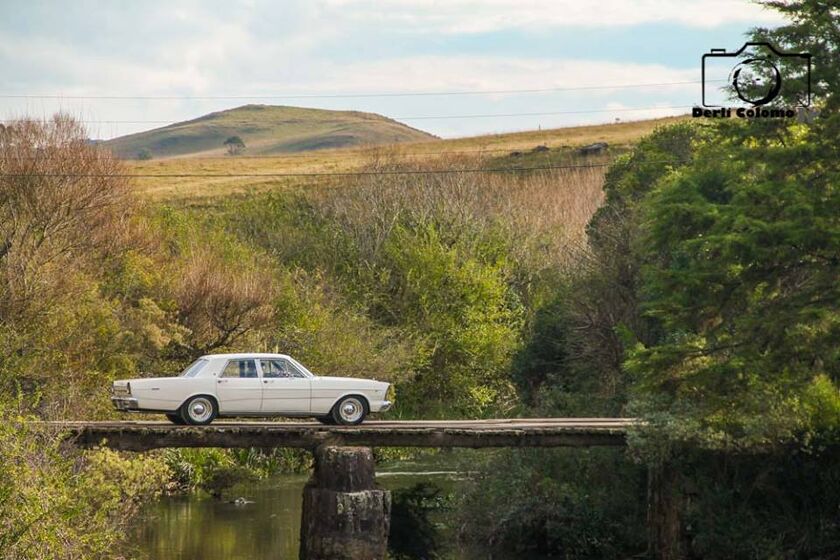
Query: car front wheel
331 395 367 425
180 395 217 426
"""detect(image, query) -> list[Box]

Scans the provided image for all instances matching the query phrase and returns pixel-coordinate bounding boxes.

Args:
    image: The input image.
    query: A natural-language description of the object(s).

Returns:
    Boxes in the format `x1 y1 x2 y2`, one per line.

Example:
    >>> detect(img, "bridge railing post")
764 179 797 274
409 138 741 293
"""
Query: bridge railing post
299 445 391 560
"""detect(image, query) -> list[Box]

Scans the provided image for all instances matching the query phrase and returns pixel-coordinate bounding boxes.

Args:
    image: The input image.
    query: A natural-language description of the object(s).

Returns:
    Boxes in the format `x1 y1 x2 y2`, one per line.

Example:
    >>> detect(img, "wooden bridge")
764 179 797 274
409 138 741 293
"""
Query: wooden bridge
56 418 686 560
54 418 633 451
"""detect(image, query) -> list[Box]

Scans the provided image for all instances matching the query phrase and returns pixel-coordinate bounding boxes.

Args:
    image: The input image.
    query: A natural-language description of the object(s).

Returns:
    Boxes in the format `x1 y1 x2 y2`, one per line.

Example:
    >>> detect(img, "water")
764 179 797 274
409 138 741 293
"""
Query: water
131 460 473 560
133 474 308 559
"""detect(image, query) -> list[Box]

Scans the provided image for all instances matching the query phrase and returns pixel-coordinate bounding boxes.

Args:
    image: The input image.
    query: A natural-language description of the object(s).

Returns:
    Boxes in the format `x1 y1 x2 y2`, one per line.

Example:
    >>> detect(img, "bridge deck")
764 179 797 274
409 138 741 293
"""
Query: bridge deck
52 418 634 451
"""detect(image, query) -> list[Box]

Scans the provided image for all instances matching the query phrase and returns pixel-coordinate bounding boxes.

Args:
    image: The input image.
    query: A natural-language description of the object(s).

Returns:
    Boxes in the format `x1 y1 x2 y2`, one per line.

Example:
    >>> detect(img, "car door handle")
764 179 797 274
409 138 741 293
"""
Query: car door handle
217 379 227 384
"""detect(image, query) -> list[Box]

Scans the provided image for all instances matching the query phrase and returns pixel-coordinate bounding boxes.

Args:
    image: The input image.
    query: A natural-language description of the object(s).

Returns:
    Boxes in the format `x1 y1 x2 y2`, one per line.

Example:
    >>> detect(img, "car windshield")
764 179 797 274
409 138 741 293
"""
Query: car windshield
180 359 208 378
287 357 313 377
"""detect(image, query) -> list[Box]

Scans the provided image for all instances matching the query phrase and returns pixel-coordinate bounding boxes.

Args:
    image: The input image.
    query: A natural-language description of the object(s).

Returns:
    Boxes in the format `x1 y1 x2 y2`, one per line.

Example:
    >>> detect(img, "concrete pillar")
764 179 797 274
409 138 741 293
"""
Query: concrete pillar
299 446 391 560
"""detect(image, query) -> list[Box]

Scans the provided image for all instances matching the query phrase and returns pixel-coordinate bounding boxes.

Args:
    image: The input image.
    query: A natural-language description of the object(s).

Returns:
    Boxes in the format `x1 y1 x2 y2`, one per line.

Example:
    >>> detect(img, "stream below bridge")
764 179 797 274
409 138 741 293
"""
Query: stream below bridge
129 453 549 559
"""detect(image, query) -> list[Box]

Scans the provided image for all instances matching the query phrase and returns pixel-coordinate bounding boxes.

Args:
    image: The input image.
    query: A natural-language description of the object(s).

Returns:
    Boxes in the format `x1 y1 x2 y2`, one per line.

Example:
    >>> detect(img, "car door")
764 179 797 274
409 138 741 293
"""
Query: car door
258 358 311 413
216 358 263 414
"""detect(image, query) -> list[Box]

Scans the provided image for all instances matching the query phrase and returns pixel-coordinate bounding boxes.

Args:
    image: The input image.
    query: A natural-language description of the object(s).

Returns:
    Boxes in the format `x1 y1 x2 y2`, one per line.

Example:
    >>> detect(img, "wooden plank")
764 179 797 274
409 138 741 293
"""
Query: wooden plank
49 419 632 451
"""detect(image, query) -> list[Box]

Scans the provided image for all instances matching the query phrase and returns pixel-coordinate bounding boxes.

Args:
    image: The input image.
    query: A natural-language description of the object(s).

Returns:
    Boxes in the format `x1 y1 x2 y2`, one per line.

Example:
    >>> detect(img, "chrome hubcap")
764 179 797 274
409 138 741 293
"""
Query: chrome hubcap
339 398 364 423
188 398 213 422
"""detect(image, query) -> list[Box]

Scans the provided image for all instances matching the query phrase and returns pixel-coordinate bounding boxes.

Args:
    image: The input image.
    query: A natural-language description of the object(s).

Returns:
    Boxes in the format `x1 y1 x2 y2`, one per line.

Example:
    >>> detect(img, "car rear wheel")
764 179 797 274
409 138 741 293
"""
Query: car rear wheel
165 413 186 425
315 415 335 425
331 395 367 425
180 395 217 425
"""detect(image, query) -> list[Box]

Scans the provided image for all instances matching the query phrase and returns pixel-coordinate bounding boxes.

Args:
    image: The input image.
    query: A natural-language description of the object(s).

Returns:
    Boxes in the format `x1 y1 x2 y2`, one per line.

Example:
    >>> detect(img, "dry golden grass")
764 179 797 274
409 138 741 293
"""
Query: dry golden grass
127 114 686 202
311 154 607 273
410 114 687 153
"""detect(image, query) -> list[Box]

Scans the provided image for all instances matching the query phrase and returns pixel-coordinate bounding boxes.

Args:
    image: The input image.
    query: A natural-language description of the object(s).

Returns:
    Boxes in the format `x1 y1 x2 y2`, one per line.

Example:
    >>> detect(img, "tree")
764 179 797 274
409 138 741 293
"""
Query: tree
174 249 275 358
0 115 132 320
224 135 245 156
750 1 838 109
624 0 840 449
137 148 153 160
627 123 839 447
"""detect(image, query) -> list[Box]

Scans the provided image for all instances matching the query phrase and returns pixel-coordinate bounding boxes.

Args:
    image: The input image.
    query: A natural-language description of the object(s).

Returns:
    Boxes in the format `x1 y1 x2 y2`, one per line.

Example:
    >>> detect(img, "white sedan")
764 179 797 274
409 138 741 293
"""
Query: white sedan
111 353 392 425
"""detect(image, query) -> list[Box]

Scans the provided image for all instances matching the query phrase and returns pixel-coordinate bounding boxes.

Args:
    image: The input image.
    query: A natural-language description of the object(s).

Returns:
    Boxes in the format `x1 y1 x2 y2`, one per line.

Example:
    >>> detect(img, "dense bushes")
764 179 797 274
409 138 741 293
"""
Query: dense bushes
0 403 170 559
222 160 605 416
458 2 840 555
458 448 646 558
2 2 836 556
627 120 840 448
0 113 611 554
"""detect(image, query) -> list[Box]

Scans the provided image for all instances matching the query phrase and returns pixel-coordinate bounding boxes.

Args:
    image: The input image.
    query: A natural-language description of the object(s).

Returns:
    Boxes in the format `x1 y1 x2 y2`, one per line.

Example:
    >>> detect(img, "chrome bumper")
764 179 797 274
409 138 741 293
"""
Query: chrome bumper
111 396 139 411
379 400 393 412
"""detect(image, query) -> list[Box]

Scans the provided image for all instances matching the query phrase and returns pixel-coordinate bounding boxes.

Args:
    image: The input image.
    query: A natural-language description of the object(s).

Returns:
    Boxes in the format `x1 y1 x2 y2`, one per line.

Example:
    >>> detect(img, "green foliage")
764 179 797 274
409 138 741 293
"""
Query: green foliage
4 4 836 557
681 450 840 559
163 447 311 498
224 189 525 416
377 224 522 414
0 403 170 559
511 297 569 402
464 5 840 556
750 1 839 109
627 119 839 448
388 482 450 560
224 135 245 155
458 449 647 558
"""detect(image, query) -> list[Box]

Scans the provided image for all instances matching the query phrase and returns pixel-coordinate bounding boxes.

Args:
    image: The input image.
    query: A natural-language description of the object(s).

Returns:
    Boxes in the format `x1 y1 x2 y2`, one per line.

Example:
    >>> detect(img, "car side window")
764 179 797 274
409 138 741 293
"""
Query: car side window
260 359 306 379
260 359 290 378
221 359 258 378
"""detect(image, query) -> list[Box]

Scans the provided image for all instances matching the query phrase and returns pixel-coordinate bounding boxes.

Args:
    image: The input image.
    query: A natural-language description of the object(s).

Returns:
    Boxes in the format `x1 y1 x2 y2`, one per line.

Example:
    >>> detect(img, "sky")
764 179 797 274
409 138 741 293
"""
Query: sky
0 0 786 139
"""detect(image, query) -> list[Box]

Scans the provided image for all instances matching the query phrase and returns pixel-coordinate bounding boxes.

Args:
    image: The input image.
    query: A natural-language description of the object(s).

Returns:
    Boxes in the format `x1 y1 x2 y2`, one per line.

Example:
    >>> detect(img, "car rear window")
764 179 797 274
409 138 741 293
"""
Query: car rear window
180 359 208 378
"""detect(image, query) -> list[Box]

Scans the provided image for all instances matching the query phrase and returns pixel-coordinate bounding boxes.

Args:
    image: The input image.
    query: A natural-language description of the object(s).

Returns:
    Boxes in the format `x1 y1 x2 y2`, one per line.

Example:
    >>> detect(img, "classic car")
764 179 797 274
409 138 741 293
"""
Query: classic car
111 353 391 425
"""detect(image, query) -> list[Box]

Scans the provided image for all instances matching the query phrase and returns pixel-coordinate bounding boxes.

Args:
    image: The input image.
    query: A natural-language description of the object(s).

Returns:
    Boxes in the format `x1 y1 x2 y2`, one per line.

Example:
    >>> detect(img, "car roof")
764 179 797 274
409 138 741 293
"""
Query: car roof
199 353 293 361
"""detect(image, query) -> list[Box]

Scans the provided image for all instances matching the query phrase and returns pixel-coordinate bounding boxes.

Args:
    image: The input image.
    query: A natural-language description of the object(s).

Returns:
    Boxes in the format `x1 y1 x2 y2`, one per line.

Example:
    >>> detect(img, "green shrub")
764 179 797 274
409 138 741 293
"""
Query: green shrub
0 403 170 559
458 449 646 558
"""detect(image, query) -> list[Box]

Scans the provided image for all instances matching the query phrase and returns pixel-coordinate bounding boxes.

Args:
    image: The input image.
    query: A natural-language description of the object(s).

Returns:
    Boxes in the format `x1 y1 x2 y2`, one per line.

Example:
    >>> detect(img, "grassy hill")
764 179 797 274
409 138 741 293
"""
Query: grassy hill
104 104 437 159
127 114 687 200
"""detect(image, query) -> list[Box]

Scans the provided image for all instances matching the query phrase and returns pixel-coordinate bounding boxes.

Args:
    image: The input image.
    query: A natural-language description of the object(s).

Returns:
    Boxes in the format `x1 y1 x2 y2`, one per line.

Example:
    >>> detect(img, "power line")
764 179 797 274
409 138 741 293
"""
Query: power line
0 105 688 126
0 80 713 101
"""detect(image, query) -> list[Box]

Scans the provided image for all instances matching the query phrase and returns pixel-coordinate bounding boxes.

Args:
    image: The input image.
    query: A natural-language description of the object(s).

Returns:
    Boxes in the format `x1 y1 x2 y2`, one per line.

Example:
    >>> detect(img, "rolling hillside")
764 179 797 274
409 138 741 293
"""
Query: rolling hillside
104 104 437 159
127 114 686 200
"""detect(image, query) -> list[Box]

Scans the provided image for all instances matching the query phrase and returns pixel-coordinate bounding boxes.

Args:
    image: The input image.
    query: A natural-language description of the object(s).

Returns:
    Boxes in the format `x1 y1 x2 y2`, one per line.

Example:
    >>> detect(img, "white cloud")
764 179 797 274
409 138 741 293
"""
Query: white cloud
293 55 699 96
325 0 785 32
0 50 703 137
0 0 783 137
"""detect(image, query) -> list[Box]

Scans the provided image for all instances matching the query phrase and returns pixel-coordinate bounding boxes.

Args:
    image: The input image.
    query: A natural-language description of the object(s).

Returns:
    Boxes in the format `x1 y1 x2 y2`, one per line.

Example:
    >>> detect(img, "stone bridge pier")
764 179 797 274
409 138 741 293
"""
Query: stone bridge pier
299 446 391 560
